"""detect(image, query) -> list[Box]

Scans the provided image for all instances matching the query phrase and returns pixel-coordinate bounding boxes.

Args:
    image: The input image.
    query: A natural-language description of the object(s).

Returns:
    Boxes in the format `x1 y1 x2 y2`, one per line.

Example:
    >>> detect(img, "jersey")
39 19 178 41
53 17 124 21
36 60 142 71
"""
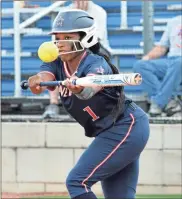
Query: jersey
40 50 125 137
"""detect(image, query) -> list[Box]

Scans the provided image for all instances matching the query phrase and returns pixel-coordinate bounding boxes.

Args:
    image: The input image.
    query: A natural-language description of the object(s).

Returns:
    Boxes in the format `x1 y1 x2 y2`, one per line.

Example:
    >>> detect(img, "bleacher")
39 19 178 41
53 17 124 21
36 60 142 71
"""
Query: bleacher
1 0 181 117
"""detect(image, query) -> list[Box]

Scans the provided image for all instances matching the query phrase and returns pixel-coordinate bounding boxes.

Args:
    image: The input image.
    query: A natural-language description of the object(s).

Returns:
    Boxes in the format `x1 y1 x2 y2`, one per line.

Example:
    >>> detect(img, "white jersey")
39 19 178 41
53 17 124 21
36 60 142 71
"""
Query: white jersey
159 15 182 57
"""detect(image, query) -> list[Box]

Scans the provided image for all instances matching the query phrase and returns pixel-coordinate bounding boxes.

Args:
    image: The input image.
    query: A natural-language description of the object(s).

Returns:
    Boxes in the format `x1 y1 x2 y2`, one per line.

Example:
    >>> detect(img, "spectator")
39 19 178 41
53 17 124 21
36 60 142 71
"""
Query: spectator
19 1 39 8
42 87 60 118
43 0 109 118
70 0 109 46
19 1 40 28
133 15 182 117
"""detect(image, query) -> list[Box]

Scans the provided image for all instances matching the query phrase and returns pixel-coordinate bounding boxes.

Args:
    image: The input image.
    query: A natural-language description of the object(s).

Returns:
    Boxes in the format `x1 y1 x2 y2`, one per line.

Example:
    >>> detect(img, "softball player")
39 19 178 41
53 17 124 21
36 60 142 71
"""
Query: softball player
28 9 150 199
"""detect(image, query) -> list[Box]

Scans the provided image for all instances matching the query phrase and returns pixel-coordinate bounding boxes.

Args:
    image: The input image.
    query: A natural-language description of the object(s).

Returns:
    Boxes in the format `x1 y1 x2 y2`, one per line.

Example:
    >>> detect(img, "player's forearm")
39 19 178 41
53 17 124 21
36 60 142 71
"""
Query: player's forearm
75 86 102 100
146 46 168 59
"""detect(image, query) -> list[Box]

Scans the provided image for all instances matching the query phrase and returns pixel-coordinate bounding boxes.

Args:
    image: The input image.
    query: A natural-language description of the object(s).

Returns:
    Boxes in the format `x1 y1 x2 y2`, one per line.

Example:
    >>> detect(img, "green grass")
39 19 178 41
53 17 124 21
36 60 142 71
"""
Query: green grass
136 195 182 199
21 194 182 199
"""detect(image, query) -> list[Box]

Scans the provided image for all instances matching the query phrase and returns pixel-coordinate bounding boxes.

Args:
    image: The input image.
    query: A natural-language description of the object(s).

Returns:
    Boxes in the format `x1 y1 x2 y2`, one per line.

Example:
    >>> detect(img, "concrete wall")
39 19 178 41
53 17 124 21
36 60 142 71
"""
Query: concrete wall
2 122 182 195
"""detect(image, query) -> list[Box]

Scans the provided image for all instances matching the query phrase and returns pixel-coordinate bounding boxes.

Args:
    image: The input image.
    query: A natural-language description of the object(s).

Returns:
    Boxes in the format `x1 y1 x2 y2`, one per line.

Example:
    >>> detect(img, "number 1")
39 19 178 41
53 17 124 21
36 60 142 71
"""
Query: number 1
83 106 99 121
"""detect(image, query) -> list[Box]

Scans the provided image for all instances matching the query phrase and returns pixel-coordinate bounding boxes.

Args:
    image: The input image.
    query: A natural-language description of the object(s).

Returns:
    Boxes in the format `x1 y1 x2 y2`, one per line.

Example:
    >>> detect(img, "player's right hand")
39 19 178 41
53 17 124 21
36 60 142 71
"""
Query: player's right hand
28 75 43 94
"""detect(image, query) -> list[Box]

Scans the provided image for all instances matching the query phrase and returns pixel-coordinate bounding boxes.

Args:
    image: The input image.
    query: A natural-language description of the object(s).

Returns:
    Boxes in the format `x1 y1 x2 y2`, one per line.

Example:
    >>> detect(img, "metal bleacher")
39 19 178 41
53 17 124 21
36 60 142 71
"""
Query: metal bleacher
1 0 182 118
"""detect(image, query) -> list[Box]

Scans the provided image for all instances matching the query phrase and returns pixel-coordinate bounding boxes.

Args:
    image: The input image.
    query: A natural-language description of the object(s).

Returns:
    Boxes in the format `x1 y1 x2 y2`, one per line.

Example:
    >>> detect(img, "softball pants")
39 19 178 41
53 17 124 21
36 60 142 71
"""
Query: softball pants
66 104 150 199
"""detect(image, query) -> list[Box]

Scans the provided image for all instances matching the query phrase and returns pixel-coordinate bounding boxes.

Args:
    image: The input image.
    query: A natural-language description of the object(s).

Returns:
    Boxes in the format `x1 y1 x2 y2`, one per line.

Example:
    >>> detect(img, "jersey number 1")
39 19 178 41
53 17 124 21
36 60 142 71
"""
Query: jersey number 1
83 106 99 121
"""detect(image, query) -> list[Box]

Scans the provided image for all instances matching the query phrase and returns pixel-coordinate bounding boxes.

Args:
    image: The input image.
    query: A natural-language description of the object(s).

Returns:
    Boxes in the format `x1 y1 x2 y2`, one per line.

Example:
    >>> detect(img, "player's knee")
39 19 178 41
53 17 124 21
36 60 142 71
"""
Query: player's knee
66 169 83 191
133 60 147 73
66 173 84 198
66 171 76 190
174 60 182 74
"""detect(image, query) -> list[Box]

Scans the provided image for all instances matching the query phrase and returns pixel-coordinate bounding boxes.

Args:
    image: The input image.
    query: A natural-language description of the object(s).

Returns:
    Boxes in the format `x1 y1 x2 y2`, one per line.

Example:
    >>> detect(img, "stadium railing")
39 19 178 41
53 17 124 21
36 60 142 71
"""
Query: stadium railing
1 0 182 115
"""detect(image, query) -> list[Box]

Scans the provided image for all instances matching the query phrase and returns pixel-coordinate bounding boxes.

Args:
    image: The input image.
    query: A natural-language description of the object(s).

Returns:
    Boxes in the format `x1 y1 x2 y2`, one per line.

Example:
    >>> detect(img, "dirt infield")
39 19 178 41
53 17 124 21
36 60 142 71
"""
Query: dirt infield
2 192 182 199
2 192 69 199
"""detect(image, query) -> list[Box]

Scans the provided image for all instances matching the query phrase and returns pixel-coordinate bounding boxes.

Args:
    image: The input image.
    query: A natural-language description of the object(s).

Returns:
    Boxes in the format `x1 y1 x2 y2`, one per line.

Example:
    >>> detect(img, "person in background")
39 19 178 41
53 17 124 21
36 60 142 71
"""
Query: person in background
133 15 182 117
19 1 40 28
19 1 39 8
43 0 109 118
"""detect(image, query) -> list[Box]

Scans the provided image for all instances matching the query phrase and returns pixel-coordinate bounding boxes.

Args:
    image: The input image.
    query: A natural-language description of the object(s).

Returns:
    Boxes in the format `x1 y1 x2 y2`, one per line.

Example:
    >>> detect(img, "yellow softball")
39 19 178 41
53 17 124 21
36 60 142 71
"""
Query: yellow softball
38 42 59 62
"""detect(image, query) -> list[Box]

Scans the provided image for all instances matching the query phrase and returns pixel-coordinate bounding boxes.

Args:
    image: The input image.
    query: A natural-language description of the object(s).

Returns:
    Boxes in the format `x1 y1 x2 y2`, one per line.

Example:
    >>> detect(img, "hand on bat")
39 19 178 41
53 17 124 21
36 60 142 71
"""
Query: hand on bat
64 76 84 94
28 75 43 94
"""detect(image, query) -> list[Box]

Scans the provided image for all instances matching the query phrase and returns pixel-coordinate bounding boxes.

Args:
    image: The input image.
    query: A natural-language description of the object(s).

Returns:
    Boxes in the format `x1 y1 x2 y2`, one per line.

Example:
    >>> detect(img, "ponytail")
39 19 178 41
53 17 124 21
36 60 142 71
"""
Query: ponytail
89 42 125 122
89 42 119 74
78 33 125 121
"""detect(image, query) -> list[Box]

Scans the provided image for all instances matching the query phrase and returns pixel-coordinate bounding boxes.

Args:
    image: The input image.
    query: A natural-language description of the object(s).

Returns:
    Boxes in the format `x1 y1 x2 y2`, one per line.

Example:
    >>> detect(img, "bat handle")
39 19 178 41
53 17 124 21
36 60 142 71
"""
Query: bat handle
20 80 63 90
39 81 62 87
20 80 29 90
71 79 77 85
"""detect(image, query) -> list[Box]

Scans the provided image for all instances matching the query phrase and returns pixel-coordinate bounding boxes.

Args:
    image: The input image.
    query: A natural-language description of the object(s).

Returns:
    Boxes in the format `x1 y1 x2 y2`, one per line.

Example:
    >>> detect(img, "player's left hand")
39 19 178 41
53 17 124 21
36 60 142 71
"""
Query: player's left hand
64 76 84 94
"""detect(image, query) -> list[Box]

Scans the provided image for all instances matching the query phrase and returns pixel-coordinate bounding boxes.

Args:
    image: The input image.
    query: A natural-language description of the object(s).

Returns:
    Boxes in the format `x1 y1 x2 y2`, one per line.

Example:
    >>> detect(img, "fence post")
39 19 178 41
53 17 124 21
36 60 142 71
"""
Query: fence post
14 1 21 97
120 1 128 29
142 1 154 54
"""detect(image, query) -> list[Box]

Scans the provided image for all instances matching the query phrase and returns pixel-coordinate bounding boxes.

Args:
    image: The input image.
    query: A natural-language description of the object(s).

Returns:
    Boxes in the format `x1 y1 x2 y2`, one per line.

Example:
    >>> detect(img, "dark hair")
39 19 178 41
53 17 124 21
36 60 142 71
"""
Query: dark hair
89 42 125 121
78 32 125 120
89 42 119 74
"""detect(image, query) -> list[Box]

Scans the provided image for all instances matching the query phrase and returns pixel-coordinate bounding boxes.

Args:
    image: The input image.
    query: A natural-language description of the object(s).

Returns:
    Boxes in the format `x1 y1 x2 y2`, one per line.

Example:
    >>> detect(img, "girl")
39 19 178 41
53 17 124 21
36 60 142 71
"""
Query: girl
28 9 150 199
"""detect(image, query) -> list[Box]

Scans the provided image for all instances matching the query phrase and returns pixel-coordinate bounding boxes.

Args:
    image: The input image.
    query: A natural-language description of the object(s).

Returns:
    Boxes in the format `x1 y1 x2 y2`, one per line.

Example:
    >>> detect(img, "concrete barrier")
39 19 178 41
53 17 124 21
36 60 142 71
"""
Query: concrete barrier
2 122 182 195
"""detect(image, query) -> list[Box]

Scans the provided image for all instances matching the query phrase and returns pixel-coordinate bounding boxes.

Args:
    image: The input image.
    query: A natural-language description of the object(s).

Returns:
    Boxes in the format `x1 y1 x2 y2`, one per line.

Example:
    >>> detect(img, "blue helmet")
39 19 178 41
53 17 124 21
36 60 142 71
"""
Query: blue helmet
49 9 98 48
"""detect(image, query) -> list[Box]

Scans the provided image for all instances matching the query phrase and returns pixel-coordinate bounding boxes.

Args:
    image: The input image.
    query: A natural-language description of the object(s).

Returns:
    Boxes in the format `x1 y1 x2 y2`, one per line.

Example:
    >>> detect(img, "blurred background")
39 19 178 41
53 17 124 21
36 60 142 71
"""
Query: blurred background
1 0 182 198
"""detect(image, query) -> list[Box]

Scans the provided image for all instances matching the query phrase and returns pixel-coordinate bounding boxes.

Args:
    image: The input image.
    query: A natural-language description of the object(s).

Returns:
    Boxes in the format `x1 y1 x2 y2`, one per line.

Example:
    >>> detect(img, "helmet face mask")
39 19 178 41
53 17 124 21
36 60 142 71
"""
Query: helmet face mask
50 9 98 54
53 40 84 55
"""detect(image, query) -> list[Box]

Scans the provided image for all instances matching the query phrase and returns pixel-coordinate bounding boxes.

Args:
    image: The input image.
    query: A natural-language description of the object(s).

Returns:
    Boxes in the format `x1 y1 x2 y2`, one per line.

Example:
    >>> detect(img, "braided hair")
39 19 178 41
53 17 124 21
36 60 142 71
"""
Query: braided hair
89 42 126 121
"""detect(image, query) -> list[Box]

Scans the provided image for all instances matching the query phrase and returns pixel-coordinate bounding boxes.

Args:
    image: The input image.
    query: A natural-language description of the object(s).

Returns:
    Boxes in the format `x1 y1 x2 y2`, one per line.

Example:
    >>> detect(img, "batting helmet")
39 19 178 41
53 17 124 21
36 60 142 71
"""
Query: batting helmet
49 9 98 48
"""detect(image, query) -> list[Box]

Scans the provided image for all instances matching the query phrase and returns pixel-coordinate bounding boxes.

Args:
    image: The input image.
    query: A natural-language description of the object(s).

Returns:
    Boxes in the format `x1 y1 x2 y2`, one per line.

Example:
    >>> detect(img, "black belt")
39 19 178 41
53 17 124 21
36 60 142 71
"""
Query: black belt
128 101 137 111
113 100 137 124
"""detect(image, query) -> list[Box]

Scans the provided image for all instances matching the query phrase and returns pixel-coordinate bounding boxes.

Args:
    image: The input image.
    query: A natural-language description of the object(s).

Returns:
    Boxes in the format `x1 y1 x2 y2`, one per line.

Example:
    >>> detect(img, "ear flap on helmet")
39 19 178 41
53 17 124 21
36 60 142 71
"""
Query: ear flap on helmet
80 25 98 48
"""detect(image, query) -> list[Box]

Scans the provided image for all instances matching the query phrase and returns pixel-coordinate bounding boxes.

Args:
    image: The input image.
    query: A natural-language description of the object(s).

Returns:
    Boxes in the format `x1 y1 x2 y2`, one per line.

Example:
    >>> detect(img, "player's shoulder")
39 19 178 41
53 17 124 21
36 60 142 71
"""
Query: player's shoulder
84 50 108 66
41 57 63 66
52 57 63 66
80 50 112 75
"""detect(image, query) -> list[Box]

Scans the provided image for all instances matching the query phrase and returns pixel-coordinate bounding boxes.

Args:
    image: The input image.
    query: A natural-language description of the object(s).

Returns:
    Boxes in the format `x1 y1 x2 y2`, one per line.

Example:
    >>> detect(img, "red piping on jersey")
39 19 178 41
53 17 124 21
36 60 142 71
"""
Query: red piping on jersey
81 113 135 193
63 51 87 78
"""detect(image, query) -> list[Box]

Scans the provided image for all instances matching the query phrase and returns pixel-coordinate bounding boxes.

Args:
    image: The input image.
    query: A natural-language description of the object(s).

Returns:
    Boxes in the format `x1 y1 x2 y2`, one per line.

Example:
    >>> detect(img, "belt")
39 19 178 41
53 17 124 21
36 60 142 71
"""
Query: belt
128 101 137 111
113 100 137 124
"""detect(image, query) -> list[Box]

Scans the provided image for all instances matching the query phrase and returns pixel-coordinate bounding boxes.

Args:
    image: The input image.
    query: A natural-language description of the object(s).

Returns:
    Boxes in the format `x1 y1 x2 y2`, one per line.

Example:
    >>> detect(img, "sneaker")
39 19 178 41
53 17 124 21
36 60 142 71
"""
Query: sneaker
42 104 60 119
164 98 182 117
149 102 162 117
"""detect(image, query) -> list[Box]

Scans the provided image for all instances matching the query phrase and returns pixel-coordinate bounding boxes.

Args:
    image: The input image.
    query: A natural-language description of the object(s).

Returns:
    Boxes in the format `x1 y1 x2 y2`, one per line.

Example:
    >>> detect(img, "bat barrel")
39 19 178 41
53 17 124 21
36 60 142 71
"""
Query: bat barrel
133 73 142 85
74 73 142 87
